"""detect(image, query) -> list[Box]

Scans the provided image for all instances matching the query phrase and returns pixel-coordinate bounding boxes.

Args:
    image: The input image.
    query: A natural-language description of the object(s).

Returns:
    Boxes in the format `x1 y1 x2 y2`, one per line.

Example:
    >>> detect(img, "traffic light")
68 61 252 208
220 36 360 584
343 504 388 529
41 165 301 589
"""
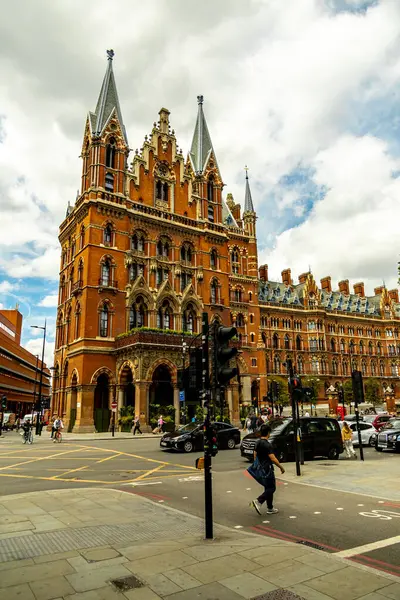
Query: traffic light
271 380 280 401
338 387 344 404
214 326 238 386
1 396 6 410
352 370 364 406
204 424 218 457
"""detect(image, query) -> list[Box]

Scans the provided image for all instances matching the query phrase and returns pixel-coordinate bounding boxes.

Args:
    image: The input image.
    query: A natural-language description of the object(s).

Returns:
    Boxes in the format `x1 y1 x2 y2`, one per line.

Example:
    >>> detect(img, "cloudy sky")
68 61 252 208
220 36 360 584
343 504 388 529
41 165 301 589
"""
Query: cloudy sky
1 0 400 366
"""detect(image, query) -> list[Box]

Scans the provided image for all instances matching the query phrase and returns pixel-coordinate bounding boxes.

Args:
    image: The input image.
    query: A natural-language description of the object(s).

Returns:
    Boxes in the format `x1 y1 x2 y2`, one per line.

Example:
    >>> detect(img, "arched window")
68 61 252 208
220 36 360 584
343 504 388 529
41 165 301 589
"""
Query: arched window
100 304 109 337
106 137 116 168
250 333 255 343
156 180 163 200
231 250 240 274
377 342 382 355
129 296 146 329
349 340 355 354
236 314 245 327
210 249 217 269
369 341 373 355
77 260 83 287
129 263 137 281
210 280 218 304
104 225 113 245
362 360 367 376
380 362 385 376
273 333 279 349
105 172 114 192
273 355 280 373
296 335 302 351
309 338 318 352
297 357 303 374
359 340 364 354
340 339 345 352
392 363 399 376
312 358 320 374
284 334 290 350
250 314 254 324
101 259 111 286
332 360 338 375
75 304 81 339
371 361 376 376
249 291 252 302
183 304 196 333
60 275 65 304
131 233 145 251
342 361 348 375
157 300 173 330
207 176 214 203
330 338 336 352
163 182 169 202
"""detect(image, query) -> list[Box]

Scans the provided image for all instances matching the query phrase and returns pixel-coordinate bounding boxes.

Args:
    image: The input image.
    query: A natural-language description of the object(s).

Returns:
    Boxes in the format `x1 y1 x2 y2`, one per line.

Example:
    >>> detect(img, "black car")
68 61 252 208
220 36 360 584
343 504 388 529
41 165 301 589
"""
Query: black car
240 417 343 462
160 422 241 453
375 419 400 452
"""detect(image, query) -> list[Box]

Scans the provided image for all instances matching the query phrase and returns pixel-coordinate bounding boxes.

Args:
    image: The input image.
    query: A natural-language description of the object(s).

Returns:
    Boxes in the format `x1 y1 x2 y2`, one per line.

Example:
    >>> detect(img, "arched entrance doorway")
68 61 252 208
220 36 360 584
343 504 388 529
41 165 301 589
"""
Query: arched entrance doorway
94 373 111 432
149 365 173 408
120 365 135 408
68 373 78 432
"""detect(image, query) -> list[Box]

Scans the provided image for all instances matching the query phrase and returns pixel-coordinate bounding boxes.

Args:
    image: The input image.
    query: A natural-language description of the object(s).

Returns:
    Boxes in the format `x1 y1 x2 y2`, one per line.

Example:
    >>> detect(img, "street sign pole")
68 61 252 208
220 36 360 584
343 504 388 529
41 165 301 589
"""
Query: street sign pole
352 371 365 461
201 312 213 540
111 400 117 437
286 359 301 476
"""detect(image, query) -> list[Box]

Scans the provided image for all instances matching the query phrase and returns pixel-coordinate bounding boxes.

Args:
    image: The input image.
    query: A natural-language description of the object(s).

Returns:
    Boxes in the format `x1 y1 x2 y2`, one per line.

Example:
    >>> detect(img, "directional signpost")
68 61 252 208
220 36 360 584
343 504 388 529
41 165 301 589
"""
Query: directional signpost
111 400 117 437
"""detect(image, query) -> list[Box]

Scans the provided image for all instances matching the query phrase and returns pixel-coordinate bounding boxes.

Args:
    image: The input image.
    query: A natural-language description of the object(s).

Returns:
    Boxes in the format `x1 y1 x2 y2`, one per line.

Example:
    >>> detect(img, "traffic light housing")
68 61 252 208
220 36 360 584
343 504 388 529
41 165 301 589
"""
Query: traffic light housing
352 370 364 406
338 387 344 404
214 326 238 386
1 396 6 410
204 424 218 457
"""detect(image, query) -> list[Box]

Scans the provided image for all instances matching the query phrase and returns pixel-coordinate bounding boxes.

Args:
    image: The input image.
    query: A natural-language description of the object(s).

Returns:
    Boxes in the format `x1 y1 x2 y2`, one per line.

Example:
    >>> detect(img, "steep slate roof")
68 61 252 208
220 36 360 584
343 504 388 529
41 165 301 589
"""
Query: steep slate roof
258 279 400 317
244 169 255 213
189 96 219 175
89 49 128 144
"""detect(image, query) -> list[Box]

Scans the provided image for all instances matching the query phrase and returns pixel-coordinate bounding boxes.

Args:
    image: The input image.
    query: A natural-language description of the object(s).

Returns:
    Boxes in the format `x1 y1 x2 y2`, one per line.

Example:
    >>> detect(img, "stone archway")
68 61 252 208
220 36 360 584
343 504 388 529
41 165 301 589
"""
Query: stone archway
68 372 78 432
94 373 111 432
149 364 173 408
119 365 135 408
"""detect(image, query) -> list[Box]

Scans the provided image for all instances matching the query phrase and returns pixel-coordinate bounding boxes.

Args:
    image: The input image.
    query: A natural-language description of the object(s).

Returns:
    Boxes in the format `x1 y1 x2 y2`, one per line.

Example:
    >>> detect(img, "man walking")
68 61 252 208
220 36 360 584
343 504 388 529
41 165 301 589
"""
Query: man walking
250 424 285 515
132 416 142 435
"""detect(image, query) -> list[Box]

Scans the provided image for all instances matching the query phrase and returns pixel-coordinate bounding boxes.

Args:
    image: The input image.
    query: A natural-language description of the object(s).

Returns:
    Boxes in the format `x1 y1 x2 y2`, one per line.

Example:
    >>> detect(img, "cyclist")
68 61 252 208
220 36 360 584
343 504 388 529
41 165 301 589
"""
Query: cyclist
22 419 33 444
53 416 64 442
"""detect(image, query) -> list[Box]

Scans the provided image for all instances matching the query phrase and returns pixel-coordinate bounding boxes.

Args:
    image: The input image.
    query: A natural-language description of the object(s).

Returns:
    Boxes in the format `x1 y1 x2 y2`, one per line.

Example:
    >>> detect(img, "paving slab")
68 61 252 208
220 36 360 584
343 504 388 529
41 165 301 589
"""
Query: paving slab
163 567 202 591
126 550 197 576
305 566 394 600
65 564 132 593
64 586 123 600
162 581 245 600
29 575 76 600
123 588 163 600
220 572 277 599
377 581 400 598
253 559 326 588
0 559 75 588
4 583 35 600
181 553 255 584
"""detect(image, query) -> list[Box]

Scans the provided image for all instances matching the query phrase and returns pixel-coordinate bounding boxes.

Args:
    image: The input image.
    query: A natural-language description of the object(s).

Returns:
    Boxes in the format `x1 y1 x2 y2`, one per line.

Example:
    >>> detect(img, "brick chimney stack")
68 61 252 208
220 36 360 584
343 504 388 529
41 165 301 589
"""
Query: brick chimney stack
353 282 365 297
281 269 292 286
320 276 332 293
259 265 268 281
389 289 399 303
298 273 308 284
338 280 350 295
374 286 384 296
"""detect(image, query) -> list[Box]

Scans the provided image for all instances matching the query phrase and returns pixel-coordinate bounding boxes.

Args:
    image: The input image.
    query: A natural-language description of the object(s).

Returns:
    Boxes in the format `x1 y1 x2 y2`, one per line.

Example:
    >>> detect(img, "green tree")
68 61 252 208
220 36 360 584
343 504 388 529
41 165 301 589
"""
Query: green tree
343 380 353 405
364 378 381 407
302 377 320 403
269 376 290 406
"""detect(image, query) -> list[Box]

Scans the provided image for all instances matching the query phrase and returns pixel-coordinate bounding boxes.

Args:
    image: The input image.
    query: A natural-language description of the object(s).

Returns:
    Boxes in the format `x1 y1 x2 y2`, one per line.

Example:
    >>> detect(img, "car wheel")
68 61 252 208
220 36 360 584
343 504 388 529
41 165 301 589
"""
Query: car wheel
369 436 375 447
328 445 340 460
227 438 236 449
375 446 383 452
183 440 193 453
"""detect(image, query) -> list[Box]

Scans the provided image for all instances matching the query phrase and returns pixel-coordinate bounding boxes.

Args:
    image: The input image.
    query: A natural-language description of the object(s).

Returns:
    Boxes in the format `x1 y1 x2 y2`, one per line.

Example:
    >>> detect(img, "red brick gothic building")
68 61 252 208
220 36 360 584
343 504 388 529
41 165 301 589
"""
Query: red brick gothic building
52 51 400 431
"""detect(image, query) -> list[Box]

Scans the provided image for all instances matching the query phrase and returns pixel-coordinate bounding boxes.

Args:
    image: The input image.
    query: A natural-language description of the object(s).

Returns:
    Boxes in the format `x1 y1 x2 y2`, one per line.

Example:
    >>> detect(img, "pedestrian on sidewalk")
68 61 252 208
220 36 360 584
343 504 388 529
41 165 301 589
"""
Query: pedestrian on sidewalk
250 424 285 515
132 416 142 435
342 421 357 459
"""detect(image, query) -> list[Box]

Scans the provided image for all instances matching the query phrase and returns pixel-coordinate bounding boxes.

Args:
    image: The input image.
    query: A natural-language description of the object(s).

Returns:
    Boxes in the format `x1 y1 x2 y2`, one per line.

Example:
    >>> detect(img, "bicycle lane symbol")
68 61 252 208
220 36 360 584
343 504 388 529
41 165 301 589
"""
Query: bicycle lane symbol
359 509 400 520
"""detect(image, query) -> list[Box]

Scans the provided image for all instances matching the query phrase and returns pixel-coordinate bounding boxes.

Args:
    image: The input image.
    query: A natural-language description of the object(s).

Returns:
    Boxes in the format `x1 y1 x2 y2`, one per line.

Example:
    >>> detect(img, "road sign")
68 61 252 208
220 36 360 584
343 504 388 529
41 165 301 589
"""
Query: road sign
179 390 185 402
111 401 117 412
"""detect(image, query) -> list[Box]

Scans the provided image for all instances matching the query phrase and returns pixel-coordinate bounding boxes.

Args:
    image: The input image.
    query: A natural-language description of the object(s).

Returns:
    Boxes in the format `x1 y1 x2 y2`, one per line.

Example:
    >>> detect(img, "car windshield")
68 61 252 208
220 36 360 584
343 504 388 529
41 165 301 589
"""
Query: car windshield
271 420 291 435
177 423 199 433
362 415 375 423
385 419 400 429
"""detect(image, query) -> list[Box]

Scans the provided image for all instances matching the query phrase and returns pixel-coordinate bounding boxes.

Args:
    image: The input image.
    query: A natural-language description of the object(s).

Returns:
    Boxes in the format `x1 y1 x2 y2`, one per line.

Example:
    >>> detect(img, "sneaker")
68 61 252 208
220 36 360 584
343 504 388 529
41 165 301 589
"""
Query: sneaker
266 508 279 514
251 499 262 515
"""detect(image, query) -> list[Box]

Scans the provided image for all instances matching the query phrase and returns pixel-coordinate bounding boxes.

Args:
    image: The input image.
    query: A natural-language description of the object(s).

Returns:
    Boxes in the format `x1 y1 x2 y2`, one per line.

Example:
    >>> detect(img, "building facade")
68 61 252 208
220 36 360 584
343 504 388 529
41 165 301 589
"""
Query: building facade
0 309 50 415
52 51 400 432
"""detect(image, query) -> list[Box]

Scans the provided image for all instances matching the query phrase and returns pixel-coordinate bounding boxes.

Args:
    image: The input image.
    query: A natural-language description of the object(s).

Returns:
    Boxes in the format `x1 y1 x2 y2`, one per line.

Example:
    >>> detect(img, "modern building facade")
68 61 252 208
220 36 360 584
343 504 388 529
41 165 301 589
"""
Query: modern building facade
52 51 400 432
0 309 50 415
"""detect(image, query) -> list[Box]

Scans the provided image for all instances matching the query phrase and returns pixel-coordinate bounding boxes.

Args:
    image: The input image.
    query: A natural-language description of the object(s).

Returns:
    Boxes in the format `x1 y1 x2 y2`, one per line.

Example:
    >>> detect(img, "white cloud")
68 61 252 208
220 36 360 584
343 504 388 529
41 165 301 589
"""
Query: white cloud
24 338 55 370
0 281 16 293
0 0 400 293
39 294 59 308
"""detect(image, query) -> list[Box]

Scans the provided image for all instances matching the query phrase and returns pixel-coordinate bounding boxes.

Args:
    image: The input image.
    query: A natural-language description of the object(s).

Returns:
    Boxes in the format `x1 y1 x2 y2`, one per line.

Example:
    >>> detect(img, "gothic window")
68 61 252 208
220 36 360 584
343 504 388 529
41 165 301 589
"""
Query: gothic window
104 224 113 245
183 304 196 333
74 304 81 339
157 239 169 258
273 355 280 374
308 321 316 331
284 334 290 350
351 359 358 372
99 304 109 337
391 363 398 376
101 260 111 286
377 342 382 355
397 345 400 355
272 318 279 328
80 225 85 250
156 180 163 200
250 333 255 343
312 358 320 374
375 329 381 337
359 340 364 354
318 338 325 350
234 288 242 302
78 259 83 285
180 244 193 265
349 340 355 354
386 329 393 337
296 335 302 351
180 272 191 292
236 314 245 327
250 314 254 324
340 339 345 352
348 326 354 335
129 263 138 281
362 360 367 376
330 338 336 352
249 291 253 302
272 333 279 349
357 327 363 336
129 296 146 329
157 300 173 330
208 204 214 222
297 357 303 374
371 361 376 376
210 280 218 304
231 249 240 274
342 361 348 375
368 341 373 355
131 233 145 252
207 175 214 203
106 137 116 168
309 338 318 352
317 320 323 331
60 275 65 304
332 360 338 375
380 362 385 376
71 241 75 259
395 328 399 338
105 172 114 192
210 249 217 269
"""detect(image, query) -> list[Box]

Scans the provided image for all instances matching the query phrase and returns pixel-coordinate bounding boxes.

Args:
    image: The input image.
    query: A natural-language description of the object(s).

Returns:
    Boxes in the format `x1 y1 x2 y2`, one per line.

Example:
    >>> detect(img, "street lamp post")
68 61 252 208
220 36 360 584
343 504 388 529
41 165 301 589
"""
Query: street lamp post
257 377 260 415
31 321 47 436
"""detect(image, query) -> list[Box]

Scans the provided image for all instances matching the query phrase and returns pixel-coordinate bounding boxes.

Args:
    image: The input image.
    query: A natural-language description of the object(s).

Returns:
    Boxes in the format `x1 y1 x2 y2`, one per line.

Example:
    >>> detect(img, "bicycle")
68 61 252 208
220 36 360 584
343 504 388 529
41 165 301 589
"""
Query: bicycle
22 429 33 444
54 429 62 443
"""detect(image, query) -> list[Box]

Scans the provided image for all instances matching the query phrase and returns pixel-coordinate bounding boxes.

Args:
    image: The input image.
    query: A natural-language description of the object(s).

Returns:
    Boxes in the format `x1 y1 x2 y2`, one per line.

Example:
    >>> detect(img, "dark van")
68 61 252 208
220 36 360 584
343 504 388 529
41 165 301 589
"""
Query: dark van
240 417 343 462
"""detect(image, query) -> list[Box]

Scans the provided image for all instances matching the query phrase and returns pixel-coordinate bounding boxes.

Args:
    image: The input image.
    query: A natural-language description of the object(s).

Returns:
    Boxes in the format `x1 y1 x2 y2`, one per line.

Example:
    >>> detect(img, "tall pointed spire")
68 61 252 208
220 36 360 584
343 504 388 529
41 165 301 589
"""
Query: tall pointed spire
189 96 218 175
89 49 128 144
244 166 255 213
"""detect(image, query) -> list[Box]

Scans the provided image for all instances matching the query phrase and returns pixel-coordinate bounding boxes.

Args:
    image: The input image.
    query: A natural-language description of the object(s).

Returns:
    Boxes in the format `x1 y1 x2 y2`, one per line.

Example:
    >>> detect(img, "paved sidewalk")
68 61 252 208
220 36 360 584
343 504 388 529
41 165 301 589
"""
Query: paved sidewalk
0 431 163 443
0 488 397 600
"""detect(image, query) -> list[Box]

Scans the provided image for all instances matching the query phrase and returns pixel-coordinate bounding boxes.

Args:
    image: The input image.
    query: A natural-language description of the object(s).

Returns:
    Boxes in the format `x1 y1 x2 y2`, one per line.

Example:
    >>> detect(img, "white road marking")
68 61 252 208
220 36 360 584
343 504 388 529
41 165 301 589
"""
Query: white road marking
283 483 288 486
178 476 203 483
359 509 400 520
314 511 321 514
336 535 400 558
158 500 165 503
289 516 297 519
246 488 251 491
124 481 162 487
182 496 188 499
234 525 243 529
357 504 364 507
378 500 384 504
262 520 270 524
226 490 232 493
336 508 344 511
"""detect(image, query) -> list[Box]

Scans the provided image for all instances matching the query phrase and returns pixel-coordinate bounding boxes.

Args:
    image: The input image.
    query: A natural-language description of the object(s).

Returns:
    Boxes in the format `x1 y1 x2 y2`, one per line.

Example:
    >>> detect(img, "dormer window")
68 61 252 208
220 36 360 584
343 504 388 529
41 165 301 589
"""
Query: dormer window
106 137 116 169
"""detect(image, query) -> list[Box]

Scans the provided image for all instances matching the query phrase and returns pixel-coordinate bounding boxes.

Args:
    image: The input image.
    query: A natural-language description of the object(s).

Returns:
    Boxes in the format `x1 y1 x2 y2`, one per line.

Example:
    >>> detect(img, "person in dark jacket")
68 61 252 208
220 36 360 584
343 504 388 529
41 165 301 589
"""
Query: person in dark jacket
251 424 285 515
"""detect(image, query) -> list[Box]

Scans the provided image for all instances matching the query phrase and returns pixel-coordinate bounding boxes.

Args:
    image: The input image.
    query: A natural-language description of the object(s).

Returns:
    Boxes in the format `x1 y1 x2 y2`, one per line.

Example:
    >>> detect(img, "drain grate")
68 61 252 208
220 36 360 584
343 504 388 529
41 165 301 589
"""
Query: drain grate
111 575 144 592
251 590 305 599
297 540 329 552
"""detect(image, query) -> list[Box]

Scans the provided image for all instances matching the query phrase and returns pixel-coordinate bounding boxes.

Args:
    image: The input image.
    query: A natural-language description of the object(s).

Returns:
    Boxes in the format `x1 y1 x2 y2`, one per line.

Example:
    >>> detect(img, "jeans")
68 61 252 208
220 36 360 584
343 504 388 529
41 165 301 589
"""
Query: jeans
344 439 356 458
133 425 142 435
257 488 274 510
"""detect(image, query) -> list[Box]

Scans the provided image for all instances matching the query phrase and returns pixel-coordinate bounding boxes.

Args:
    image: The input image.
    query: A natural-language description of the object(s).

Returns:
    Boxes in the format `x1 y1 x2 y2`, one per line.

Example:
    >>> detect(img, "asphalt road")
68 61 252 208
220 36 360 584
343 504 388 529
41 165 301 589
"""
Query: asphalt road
0 432 399 577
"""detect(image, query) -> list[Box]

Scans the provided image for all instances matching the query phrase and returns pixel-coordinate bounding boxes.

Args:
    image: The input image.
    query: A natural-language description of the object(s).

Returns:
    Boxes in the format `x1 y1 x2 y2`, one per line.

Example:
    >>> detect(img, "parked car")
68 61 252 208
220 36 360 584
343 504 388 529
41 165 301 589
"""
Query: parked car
362 413 391 431
375 419 400 453
160 421 241 453
339 421 377 446
240 417 343 462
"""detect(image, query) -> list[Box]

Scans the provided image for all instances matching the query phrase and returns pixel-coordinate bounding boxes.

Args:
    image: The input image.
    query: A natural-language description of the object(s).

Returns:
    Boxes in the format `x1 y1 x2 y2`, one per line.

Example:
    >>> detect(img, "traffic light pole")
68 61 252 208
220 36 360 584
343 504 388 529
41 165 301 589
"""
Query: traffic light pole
202 313 213 540
36 322 46 436
352 371 365 461
286 359 301 476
